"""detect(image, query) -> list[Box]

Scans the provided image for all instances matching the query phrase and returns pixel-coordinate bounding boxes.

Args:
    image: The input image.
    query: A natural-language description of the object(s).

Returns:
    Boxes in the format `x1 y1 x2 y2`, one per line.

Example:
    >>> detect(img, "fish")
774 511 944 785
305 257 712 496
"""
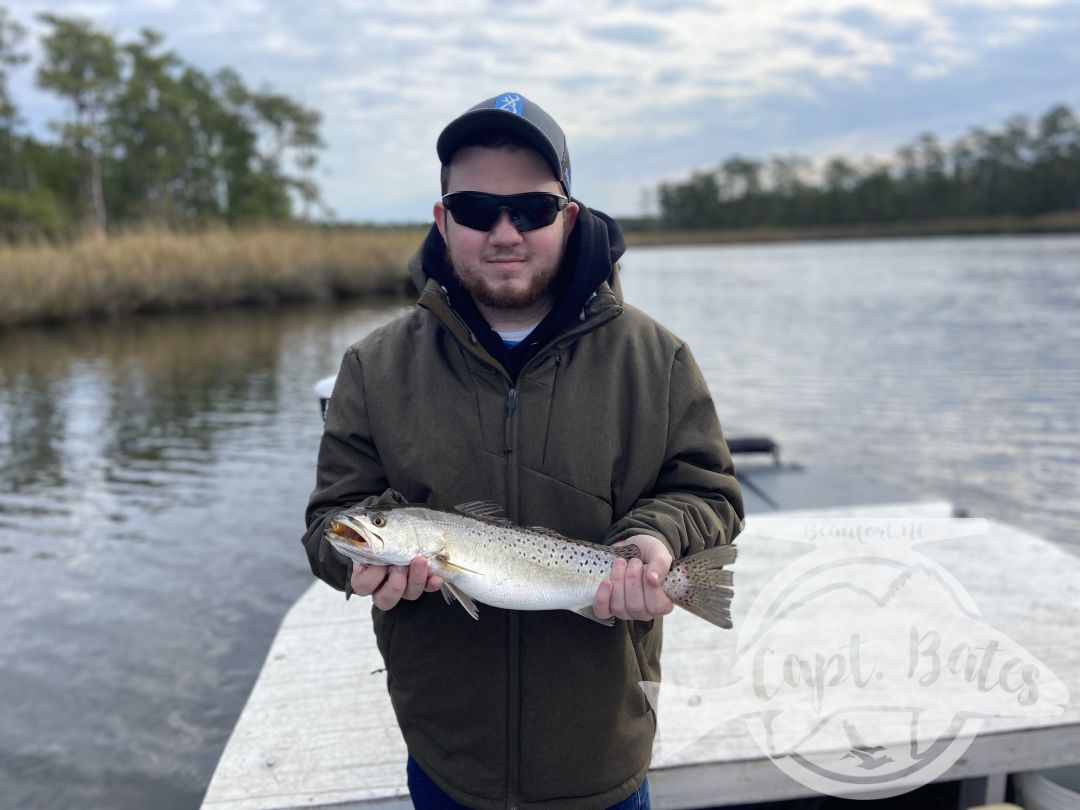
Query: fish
324 501 737 628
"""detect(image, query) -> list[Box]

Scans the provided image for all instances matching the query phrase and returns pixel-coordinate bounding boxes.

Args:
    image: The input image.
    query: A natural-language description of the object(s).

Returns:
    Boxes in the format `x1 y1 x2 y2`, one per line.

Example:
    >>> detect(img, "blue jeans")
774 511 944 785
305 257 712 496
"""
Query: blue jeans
407 755 651 809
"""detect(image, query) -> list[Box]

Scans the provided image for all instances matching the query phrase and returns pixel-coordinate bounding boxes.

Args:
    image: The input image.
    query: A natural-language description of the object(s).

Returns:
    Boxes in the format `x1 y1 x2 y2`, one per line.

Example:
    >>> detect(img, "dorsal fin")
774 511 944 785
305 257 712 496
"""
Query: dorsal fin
455 501 510 521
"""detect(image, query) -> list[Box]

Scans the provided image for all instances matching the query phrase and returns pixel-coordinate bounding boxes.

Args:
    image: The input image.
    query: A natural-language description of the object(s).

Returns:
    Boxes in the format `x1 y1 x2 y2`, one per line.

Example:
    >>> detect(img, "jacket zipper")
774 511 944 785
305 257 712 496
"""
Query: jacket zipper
504 385 520 810
424 284 621 807
502 325 617 809
504 388 518 454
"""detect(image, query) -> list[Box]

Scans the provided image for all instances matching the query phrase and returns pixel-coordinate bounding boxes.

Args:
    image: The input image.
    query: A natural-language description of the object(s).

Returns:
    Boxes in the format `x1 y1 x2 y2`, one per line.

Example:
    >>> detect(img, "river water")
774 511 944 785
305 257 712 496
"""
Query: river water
0 235 1077 808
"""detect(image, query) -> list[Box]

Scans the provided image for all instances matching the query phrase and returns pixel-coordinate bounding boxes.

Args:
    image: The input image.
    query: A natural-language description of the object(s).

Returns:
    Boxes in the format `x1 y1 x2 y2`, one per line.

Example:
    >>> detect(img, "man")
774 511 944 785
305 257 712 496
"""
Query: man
303 92 743 809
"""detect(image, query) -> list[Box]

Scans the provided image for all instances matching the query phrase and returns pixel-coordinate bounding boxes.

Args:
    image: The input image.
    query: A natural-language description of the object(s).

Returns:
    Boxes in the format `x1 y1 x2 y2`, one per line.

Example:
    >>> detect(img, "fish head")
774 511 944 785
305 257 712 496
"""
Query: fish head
324 506 416 567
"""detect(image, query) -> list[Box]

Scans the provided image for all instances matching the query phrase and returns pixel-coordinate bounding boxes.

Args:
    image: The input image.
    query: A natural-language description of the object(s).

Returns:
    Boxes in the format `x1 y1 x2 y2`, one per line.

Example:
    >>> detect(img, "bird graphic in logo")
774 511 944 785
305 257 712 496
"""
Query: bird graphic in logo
840 720 895 770
497 94 523 114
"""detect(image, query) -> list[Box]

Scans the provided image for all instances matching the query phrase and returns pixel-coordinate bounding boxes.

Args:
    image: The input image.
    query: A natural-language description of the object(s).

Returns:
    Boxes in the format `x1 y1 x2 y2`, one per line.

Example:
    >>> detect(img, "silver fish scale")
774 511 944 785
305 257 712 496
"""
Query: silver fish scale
404 507 615 611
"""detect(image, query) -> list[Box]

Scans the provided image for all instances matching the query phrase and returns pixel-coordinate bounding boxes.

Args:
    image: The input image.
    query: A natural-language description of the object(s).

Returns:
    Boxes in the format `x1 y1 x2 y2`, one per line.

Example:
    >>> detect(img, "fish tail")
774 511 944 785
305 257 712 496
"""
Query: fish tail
663 543 737 629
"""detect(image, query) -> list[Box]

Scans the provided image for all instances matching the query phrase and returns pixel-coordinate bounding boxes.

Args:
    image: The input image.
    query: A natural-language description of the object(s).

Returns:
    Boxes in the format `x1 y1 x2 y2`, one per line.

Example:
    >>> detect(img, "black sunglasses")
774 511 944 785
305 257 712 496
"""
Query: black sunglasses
441 191 569 232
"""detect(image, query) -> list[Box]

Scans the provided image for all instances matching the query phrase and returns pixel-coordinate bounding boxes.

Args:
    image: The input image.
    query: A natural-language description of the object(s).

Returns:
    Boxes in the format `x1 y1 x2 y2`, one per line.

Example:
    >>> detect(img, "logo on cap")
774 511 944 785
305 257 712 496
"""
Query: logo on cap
495 94 524 115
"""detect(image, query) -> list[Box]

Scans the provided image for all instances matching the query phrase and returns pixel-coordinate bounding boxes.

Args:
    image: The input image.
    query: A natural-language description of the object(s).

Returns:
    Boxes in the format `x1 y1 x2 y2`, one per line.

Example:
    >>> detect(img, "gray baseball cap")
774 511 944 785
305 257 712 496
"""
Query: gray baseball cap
437 92 571 198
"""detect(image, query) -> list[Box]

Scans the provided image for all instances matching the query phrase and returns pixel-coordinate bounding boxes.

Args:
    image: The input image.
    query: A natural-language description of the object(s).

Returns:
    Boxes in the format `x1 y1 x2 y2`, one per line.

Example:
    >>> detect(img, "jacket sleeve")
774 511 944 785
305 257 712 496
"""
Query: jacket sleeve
605 343 744 559
301 346 406 593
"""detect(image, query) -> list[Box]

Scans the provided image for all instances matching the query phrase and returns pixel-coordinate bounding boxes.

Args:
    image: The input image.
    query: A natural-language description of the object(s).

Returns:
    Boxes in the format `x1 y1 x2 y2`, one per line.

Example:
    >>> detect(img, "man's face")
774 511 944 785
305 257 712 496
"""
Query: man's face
434 146 579 314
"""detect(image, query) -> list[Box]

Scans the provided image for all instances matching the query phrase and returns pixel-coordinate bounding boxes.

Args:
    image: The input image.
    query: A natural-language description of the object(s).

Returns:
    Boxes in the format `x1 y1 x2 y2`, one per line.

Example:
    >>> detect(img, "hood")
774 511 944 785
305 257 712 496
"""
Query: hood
409 204 626 377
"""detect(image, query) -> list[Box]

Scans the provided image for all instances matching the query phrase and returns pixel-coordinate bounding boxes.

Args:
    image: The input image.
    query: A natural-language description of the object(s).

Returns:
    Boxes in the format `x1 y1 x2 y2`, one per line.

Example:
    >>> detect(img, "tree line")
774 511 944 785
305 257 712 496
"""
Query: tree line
0 8 325 241
651 103 1080 230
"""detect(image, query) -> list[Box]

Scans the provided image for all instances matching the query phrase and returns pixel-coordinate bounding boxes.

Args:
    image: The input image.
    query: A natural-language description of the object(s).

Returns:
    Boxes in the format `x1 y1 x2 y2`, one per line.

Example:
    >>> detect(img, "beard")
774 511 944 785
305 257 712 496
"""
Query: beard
447 249 563 310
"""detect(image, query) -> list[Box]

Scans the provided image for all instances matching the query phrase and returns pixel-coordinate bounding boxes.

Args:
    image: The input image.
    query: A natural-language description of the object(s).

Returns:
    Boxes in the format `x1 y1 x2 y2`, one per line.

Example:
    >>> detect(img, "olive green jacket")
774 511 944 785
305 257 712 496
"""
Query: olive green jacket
302 229 743 809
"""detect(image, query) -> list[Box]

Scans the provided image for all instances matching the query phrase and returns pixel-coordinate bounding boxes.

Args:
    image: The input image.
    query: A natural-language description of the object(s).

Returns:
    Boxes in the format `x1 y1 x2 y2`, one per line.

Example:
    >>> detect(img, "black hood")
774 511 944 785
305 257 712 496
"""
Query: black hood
419 203 626 378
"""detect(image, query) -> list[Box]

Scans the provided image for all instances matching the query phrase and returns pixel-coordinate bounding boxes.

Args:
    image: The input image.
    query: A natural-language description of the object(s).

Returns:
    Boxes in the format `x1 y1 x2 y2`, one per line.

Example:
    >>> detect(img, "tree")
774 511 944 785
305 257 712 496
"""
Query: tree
0 7 29 187
823 157 861 222
250 89 325 220
657 170 721 228
649 102 1080 230
211 68 290 222
36 12 121 234
1032 105 1080 211
109 28 189 224
2 12 329 236
289 105 325 220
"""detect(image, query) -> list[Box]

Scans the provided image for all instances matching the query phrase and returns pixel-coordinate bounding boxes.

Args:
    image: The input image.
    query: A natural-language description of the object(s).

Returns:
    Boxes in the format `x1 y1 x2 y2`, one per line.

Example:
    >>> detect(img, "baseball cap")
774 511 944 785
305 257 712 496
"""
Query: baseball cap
437 92 571 198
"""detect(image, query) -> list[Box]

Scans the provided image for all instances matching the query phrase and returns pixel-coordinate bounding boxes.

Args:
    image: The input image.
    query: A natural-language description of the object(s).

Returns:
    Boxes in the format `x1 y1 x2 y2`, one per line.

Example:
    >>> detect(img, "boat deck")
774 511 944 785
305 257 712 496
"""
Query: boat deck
202 461 1080 809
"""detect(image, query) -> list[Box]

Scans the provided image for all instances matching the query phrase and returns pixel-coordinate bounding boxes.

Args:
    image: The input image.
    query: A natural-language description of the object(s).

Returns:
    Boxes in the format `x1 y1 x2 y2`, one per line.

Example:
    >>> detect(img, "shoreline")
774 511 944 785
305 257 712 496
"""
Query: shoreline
620 210 1080 247
3 213 1077 328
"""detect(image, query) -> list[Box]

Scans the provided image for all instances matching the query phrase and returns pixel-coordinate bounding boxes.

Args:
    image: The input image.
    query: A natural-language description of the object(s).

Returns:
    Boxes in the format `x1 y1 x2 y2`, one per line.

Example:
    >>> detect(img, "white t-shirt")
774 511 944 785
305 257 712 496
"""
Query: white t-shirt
494 323 541 348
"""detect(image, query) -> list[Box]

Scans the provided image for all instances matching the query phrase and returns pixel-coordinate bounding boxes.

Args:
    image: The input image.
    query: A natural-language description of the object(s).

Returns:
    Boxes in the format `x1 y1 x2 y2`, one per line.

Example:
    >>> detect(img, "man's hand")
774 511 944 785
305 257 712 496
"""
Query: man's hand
351 557 444 611
593 534 675 622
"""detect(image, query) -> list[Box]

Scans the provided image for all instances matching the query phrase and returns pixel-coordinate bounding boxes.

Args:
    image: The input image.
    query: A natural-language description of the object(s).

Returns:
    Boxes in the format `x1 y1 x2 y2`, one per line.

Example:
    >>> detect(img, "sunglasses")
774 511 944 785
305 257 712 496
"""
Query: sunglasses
441 191 569 232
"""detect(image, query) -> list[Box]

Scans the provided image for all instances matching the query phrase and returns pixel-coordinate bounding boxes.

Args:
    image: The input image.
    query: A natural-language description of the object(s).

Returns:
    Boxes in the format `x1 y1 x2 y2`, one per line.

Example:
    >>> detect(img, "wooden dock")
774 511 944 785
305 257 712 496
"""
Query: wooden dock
202 500 1080 809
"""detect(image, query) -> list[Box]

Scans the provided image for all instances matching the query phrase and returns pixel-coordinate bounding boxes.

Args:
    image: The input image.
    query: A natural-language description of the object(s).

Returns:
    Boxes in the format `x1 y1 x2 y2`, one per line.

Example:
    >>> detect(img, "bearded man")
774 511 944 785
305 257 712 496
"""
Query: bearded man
303 92 744 810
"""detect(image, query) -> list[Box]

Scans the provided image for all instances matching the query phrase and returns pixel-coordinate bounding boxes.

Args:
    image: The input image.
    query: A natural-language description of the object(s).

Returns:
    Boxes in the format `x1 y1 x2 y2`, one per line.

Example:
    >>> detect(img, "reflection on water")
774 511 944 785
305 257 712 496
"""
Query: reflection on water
621 234 1080 548
0 235 1077 808
0 302 406 809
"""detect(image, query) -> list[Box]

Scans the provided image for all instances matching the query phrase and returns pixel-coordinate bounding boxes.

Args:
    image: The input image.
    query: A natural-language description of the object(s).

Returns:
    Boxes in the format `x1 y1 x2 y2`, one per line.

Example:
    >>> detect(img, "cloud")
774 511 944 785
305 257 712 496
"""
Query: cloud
3 0 1076 220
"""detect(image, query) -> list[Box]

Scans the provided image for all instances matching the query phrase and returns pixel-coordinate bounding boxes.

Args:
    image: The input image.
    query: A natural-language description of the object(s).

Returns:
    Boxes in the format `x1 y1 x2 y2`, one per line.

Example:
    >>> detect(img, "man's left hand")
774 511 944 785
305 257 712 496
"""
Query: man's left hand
593 534 675 622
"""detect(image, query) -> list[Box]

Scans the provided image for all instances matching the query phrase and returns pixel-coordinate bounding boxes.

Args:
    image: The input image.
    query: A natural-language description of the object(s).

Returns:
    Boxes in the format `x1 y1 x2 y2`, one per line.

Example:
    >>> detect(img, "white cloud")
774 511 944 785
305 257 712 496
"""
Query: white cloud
3 0 1074 219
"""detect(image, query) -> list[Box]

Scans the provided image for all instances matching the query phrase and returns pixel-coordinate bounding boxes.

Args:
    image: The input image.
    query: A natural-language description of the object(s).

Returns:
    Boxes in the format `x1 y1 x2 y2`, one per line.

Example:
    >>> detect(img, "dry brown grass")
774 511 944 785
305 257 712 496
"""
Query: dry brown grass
0 226 427 326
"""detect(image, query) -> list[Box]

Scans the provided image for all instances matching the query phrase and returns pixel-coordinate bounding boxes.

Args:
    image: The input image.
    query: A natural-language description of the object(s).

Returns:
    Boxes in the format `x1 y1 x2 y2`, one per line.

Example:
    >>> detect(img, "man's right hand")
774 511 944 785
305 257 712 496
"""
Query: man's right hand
351 557 444 611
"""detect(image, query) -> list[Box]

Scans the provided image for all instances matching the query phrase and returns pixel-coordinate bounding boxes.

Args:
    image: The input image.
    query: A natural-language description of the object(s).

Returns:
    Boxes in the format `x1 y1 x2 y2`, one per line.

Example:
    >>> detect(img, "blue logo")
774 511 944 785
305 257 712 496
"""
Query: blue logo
495 93 524 115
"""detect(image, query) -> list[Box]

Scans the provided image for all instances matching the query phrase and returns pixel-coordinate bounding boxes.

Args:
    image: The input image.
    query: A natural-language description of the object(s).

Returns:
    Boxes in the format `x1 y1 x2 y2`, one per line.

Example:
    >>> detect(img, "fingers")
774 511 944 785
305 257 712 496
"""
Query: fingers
643 553 674 616
351 563 389 597
402 558 429 601
593 579 614 620
602 553 672 622
622 558 647 619
609 556 628 618
353 558 441 610
371 565 409 611
644 569 675 617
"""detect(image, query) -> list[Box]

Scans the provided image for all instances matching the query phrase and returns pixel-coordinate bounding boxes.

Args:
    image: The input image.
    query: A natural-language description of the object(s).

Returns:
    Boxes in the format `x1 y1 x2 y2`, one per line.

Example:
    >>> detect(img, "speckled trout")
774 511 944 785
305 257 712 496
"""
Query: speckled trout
325 501 737 628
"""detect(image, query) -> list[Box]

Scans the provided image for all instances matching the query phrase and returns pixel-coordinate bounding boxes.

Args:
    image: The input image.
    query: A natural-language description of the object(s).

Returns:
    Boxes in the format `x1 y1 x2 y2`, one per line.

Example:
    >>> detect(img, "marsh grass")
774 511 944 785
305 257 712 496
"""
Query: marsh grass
0 226 427 326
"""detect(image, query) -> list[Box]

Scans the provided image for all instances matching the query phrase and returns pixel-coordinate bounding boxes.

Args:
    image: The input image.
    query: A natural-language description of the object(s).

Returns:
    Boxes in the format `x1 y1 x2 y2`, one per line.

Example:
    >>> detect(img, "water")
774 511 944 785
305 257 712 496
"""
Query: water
619 235 1080 545
0 235 1077 807
0 303 408 809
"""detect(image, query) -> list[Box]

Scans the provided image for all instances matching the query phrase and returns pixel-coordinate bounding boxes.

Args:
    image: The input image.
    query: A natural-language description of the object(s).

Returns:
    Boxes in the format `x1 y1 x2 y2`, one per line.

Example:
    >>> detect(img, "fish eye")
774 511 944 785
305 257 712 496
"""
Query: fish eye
371 515 386 528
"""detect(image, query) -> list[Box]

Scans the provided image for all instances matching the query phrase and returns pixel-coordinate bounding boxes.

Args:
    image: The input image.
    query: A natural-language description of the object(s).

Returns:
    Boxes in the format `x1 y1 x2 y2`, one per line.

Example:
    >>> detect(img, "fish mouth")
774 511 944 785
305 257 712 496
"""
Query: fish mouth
329 519 368 547
327 517 384 564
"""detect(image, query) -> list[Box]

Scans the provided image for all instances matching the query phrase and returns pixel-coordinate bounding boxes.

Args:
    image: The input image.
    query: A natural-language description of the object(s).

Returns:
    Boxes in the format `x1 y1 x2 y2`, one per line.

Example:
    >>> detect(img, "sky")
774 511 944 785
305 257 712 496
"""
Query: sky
5 0 1080 223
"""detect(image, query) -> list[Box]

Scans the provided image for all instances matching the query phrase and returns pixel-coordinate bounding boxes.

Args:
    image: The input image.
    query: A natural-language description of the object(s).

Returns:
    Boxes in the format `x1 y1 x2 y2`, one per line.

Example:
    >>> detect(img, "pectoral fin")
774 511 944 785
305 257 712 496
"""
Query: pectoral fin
572 605 615 627
434 553 483 576
440 581 479 620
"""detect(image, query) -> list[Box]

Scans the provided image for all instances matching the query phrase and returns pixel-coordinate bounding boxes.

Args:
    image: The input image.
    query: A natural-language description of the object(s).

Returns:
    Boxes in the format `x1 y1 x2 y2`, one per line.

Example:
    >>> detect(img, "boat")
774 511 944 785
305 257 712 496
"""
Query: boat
199 378 1080 809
